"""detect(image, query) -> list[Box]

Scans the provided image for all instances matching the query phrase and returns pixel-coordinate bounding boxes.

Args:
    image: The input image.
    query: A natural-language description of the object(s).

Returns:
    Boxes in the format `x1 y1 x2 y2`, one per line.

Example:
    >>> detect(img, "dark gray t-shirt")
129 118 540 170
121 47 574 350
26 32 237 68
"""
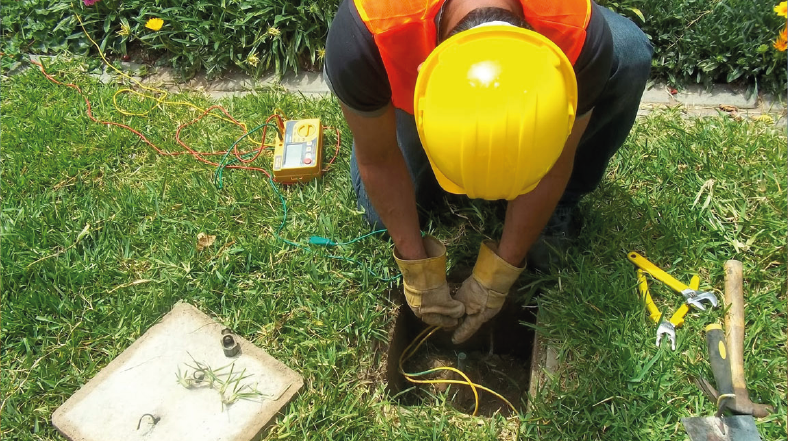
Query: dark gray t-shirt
325 0 615 116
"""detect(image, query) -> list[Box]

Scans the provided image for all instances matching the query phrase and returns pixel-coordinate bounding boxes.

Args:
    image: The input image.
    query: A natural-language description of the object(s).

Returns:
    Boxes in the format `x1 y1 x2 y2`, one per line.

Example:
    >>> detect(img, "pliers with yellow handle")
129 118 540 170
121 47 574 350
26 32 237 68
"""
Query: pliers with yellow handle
629 252 719 311
636 269 700 350
631 251 718 350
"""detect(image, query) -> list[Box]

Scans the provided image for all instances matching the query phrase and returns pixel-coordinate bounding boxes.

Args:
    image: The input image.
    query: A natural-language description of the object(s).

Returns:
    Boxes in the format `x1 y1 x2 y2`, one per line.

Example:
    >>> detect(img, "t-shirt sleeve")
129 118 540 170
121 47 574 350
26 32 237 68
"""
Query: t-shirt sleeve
324 0 392 116
573 2 615 116
325 0 613 117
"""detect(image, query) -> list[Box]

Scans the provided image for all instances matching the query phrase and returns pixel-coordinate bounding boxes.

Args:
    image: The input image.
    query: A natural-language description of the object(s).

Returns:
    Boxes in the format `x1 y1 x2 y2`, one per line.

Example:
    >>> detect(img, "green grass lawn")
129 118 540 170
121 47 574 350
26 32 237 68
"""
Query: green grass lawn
2 57 786 440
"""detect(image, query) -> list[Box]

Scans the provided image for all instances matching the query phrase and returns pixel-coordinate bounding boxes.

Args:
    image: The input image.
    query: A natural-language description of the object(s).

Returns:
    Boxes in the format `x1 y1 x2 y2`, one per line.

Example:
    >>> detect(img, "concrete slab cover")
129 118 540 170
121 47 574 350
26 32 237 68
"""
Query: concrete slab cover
52 302 303 441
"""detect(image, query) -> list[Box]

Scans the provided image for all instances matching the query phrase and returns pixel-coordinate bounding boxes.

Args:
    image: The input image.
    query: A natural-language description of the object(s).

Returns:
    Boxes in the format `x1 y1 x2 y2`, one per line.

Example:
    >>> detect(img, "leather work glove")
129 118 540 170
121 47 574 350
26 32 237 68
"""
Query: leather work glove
394 236 465 327
452 240 525 344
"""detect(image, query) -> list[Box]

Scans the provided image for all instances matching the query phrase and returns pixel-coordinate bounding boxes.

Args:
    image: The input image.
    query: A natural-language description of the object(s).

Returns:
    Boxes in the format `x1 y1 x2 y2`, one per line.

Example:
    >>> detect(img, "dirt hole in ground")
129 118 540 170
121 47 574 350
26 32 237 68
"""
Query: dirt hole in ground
379 268 536 417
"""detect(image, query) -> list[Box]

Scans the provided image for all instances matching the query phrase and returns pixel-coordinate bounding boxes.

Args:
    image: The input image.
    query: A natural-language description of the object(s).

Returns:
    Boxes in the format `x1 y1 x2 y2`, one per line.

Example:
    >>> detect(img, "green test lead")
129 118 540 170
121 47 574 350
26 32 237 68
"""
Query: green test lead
308 236 337 246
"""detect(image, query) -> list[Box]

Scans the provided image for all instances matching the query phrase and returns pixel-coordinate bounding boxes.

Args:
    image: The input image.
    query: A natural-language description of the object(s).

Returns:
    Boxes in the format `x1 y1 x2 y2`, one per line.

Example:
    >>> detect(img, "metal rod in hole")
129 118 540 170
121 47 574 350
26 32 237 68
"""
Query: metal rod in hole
457 352 467 371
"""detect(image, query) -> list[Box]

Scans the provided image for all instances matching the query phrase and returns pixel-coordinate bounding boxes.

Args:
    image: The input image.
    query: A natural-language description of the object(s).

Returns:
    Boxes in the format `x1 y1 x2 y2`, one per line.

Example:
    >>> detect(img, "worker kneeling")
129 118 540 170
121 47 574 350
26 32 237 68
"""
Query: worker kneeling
324 0 653 342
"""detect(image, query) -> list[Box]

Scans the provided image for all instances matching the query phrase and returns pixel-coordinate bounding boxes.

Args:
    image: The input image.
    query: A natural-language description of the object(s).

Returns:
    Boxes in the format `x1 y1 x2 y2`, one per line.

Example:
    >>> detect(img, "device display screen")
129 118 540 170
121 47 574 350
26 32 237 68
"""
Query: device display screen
283 143 304 168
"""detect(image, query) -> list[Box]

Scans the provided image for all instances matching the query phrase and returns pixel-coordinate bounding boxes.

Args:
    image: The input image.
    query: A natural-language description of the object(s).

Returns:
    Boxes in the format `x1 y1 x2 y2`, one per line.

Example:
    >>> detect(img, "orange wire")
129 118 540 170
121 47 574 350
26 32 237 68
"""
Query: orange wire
30 58 342 182
322 126 341 172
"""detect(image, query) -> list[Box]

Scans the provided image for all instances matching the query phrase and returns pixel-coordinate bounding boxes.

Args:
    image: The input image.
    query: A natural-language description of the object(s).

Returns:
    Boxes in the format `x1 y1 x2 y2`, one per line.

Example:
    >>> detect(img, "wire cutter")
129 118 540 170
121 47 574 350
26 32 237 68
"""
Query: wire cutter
630 252 719 350
636 269 701 350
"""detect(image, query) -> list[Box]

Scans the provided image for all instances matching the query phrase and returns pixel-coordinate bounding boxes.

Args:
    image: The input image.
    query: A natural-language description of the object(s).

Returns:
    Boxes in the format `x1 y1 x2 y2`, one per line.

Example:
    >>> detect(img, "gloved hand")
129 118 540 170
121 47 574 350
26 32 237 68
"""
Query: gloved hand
394 236 465 327
452 240 525 344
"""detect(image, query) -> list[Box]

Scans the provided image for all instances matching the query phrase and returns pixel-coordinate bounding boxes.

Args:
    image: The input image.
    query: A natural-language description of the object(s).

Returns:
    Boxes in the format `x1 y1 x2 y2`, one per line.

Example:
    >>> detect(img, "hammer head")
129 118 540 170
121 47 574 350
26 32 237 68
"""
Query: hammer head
694 378 774 418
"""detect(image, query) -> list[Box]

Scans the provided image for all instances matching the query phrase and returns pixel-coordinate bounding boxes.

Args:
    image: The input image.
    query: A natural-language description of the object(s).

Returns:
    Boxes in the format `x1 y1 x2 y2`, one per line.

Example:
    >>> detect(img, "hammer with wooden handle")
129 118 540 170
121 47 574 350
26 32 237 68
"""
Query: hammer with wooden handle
723 260 773 418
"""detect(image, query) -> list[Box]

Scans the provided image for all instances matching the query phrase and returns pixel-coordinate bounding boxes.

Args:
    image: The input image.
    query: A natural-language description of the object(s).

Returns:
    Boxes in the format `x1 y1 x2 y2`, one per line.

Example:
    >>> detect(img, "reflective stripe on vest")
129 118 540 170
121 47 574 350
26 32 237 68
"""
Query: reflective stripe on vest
354 0 591 114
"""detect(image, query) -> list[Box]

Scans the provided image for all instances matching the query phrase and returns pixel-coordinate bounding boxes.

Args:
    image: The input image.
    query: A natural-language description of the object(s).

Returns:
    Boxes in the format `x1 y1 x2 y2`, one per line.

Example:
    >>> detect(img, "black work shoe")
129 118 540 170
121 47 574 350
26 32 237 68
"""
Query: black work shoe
526 204 582 273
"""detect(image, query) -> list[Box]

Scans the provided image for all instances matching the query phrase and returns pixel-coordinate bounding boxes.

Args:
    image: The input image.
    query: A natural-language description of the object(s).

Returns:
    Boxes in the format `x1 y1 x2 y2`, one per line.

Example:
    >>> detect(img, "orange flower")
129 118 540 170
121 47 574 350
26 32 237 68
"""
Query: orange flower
775 2 787 17
774 27 787 51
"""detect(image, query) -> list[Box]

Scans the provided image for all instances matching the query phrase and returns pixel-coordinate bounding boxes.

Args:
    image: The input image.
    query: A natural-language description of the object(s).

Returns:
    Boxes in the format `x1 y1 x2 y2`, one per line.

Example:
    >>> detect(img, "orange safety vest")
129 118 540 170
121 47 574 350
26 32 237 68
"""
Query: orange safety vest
354 0 591 114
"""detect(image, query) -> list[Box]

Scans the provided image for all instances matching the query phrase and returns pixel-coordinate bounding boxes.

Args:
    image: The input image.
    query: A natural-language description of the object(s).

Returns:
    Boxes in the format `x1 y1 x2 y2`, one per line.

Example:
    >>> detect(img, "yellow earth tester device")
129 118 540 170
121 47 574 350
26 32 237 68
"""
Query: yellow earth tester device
273 118 323 183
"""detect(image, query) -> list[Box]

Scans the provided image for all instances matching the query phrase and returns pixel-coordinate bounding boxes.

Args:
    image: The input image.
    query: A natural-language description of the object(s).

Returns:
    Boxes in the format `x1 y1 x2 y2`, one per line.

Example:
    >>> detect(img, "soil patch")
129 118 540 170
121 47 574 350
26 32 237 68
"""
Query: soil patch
379 268 536 417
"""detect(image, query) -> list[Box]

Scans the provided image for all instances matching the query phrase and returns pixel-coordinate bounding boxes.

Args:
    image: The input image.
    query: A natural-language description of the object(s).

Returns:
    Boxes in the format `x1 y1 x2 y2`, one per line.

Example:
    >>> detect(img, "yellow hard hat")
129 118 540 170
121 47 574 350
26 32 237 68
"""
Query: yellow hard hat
414 25 578 201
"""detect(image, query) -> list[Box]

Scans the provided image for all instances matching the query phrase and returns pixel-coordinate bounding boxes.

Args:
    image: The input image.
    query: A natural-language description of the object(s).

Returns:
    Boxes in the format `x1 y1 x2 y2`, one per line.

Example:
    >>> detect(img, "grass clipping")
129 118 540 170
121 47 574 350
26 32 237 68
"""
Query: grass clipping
175 354 271 411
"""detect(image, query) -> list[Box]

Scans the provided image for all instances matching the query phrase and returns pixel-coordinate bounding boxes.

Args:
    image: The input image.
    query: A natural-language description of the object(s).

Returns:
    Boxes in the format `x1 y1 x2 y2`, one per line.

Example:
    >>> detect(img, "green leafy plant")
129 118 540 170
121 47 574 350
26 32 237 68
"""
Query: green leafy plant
1 0 338 79
2 0 787 90
598 0 788 92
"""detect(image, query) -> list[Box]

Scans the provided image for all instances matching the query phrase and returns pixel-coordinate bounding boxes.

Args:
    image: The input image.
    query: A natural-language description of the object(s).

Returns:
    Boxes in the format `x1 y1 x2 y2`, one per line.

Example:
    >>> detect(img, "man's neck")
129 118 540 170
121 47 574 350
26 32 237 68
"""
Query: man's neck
438 0 524 40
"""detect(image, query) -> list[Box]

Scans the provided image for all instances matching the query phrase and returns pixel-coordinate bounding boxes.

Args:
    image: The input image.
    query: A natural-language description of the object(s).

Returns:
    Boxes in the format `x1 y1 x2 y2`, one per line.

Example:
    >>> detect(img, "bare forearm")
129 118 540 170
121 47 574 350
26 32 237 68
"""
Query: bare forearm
357 159 426 259
497 172 570 266
341 103 426 260
496 111 593 267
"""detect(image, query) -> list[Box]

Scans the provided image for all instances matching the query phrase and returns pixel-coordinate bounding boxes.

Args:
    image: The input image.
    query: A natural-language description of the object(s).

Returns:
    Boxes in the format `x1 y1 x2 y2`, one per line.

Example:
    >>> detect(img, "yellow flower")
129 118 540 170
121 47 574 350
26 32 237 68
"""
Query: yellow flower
145 18 164 31
246 52 260 67
117 23 131 37
775 2 787 17
316 48 325 61
775 28 788 51
267 27 281 37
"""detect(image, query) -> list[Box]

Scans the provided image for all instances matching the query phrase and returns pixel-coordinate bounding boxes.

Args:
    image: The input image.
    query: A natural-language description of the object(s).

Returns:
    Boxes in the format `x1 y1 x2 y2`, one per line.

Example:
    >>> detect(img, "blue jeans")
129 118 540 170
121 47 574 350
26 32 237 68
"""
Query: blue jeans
351 7 653 229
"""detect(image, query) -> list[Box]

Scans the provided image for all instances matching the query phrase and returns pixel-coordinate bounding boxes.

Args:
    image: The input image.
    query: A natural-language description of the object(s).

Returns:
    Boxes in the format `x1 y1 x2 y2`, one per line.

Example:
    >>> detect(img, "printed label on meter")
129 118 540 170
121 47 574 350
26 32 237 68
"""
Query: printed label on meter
273 119 323 183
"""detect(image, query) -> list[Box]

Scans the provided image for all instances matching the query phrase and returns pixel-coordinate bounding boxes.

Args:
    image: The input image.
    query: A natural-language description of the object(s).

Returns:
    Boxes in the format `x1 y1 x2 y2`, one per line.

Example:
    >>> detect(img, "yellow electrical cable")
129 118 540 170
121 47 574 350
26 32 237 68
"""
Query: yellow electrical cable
399 326 481 413
398 325 518 417
73 14 265 146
